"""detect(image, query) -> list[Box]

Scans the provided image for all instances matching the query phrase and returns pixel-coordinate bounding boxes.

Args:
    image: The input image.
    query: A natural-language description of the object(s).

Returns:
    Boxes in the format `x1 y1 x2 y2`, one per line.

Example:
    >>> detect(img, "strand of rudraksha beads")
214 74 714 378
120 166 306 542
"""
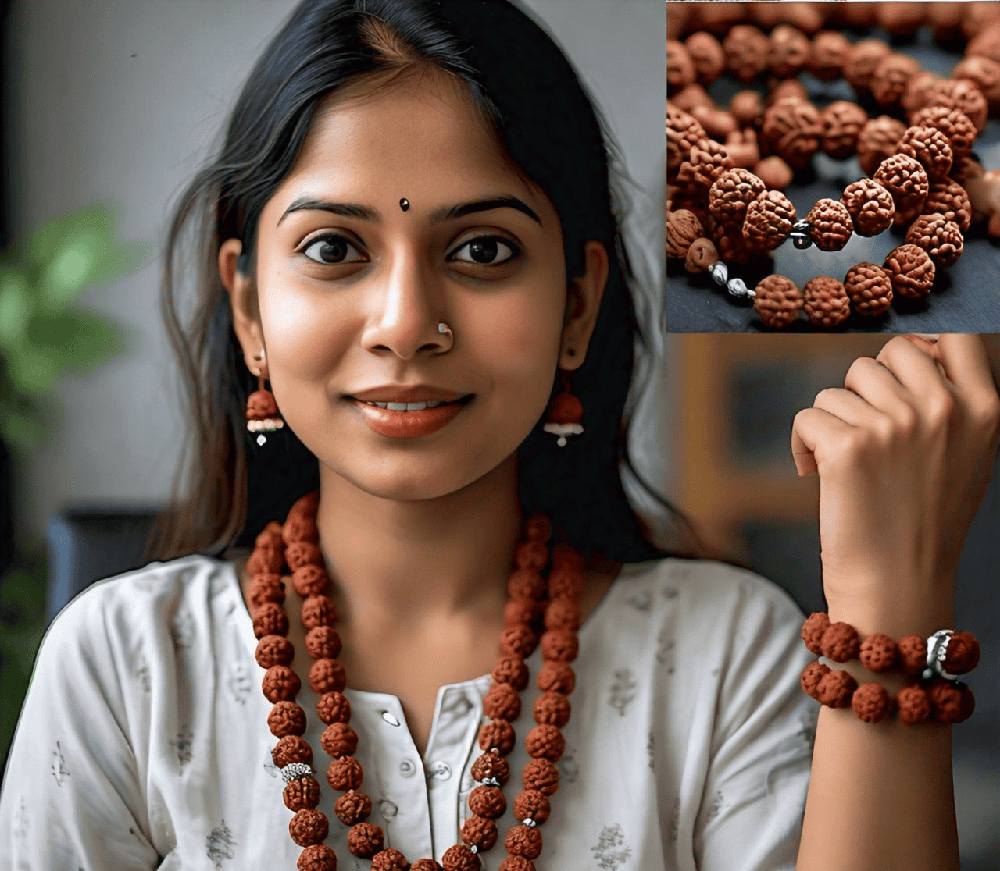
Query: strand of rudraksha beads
249 493 582 871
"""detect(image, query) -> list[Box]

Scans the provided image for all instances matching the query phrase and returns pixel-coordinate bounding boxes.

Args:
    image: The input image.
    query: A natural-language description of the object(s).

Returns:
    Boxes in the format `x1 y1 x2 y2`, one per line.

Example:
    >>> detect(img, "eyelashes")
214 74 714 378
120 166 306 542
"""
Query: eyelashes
299 233 367 265
447 236 521 266
297 232 523 270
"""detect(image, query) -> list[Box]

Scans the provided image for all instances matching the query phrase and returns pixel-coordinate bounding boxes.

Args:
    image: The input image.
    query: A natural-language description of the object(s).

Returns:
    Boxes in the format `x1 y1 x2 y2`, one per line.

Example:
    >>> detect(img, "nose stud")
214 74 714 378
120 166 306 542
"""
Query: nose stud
437 322 453 342
399 197 410 212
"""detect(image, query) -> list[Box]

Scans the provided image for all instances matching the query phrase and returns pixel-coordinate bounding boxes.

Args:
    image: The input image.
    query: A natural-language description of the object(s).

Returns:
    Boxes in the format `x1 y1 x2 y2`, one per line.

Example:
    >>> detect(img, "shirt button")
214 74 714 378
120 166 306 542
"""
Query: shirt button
455 697 473 715
428 761 452 780
379 800 398 819
381 710 401 727
399 760 417 778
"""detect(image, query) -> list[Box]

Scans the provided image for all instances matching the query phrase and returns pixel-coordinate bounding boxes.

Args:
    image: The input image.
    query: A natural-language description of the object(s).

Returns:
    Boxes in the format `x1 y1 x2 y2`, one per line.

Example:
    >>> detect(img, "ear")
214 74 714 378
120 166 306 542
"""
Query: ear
219 238 265 375
560 240 609 371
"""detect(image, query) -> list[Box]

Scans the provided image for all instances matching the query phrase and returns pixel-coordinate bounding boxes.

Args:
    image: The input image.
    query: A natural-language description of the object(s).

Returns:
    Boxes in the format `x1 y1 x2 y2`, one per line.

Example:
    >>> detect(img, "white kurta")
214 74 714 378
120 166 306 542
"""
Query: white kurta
0 555 815 871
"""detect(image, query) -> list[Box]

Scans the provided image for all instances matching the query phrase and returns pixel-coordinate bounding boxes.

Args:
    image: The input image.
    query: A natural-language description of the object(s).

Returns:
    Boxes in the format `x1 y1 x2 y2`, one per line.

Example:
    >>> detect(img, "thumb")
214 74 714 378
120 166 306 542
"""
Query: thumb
790 409 819 477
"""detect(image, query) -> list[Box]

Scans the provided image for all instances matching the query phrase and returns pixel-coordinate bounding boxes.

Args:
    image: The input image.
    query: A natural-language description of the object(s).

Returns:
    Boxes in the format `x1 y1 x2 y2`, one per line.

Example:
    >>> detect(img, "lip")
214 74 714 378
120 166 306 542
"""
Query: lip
349 385 468 403
346 386 473 439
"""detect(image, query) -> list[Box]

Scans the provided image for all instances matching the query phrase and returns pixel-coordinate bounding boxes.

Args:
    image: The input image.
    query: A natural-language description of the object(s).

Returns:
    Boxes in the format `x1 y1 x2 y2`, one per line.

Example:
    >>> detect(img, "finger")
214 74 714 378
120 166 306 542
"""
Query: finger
874 335 956 408
812 385 878 429
790 406 852 477
934 334 999 399
842 355 917 425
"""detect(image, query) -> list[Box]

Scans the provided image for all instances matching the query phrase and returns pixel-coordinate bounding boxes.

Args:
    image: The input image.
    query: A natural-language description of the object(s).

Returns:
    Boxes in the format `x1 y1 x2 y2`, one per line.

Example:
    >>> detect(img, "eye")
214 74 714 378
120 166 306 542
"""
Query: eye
448 236 521 266
300 233 367 265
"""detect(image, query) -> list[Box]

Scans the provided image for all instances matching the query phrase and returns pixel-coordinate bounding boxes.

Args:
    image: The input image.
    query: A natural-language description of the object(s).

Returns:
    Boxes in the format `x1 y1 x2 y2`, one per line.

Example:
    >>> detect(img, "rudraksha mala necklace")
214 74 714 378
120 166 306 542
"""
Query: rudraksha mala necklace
799 612 981 725
666 2 1000 328
249 491 584 871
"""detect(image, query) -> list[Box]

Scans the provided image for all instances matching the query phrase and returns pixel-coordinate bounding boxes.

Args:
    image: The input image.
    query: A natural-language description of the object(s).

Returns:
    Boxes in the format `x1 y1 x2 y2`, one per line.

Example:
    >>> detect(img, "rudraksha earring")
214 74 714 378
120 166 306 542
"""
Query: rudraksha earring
543 367 584 447
246 350 285 448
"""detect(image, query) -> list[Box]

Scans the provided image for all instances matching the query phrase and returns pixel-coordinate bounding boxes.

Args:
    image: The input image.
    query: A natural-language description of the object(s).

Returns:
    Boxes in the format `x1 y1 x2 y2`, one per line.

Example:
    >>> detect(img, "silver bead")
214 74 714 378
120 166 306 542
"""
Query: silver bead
523 818 538 828
923 630 959 681
280 762 314 784
790 220 813 250
709 261 729 286
481 776 501 787
727 277 753 299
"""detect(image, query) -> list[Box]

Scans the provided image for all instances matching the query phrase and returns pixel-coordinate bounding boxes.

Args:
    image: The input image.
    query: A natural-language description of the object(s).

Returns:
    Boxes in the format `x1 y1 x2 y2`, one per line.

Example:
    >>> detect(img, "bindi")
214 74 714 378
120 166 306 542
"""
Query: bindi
399 197 410 212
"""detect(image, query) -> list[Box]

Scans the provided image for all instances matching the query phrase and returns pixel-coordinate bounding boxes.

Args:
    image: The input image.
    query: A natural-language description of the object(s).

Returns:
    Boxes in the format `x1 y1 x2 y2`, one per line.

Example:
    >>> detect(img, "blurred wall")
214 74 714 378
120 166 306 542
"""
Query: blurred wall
3 0 666 539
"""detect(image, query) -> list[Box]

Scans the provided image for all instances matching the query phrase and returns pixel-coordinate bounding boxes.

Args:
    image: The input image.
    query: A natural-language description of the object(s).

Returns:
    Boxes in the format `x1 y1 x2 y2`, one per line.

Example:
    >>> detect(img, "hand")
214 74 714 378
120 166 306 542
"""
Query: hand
790 334 1000 636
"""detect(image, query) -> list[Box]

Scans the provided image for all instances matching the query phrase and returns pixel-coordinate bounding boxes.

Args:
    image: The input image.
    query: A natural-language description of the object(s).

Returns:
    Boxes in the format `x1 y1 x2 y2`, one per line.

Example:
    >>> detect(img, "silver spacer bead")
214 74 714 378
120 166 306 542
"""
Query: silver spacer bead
727 277 753 299
790 219 813 250
481 776 501 787
469 845 479 854
523 818 538 828
923 630 959 682
280 762 314 784
709 261 729 286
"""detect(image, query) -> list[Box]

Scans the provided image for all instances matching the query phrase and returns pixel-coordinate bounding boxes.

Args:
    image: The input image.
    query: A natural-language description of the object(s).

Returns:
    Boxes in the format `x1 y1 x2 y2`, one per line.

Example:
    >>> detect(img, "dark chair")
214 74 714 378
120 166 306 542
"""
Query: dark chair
44 507 161 624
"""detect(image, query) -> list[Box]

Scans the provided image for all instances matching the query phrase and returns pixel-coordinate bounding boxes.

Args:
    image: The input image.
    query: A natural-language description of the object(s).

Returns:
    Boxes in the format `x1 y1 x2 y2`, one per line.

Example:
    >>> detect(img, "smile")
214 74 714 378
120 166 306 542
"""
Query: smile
361 400 451 411
351 395 473 439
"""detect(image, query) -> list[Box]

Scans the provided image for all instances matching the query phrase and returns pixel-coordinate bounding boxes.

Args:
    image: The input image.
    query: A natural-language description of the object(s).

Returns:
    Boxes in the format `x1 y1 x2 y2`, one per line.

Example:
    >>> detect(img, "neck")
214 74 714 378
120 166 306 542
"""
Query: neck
315 455 522 629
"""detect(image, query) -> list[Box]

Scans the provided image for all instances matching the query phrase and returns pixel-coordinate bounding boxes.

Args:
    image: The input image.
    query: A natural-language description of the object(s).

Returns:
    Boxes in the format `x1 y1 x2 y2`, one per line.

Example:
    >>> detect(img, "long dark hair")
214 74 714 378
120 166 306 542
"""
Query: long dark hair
151 0 701 564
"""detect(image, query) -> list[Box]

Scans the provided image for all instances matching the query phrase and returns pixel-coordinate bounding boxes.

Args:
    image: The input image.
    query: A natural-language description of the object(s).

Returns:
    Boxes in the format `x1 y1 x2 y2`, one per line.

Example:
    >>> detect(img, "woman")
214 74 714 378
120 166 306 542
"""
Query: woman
2 1 998 869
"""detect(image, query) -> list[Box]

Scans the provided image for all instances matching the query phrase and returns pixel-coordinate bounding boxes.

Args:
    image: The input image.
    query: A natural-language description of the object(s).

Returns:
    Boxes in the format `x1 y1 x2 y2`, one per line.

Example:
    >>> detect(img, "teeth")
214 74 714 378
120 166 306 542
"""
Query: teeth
364 400 447 411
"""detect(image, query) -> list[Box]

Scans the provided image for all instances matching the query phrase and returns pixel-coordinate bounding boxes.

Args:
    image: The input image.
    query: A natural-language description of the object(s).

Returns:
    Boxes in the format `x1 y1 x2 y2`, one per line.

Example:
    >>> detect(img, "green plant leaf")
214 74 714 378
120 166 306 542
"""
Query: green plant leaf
0 402 46 450
24 311 128 373
0 269 32 346
6 346 61 396
25 202 115 270
85 239 157 289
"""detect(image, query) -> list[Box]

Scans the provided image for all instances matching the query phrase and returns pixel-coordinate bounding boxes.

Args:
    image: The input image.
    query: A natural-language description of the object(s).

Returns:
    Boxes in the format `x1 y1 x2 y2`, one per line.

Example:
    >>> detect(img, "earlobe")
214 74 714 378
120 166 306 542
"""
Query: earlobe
219 238 264 372
560 240 609 370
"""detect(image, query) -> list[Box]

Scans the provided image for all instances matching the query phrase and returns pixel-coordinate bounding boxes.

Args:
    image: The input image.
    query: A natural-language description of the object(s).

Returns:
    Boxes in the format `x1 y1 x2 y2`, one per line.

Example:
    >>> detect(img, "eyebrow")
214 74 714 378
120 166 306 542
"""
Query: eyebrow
277 194 541 227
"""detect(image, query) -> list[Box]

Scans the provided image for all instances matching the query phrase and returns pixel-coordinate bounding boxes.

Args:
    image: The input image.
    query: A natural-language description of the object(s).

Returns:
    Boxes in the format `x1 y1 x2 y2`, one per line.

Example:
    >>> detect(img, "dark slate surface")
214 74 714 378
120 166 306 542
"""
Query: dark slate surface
666 25 1000 333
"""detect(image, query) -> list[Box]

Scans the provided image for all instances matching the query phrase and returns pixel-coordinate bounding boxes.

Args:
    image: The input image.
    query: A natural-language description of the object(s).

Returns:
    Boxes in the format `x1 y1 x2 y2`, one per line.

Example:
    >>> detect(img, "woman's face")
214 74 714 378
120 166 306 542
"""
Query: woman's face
221 70 607 502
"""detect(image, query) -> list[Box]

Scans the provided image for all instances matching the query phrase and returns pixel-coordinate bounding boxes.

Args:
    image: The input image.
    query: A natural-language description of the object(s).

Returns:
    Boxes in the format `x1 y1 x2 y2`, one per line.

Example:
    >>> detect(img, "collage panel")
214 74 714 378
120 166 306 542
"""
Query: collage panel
667 1 1000 331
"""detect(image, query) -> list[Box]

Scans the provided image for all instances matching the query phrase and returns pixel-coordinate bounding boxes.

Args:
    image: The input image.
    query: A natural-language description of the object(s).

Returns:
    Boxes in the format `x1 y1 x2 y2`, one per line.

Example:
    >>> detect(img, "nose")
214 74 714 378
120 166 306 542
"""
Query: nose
361 251 451 360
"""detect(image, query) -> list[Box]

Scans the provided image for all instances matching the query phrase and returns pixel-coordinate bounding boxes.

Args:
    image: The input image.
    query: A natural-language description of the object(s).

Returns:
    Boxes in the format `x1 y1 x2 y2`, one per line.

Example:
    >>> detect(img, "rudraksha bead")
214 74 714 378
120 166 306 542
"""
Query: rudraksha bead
514 788 552 824
820 622 861 663
857 115 906 177
292 564 331 598
905 213 964 268
533 691 571 727
478 720 516 755
492 656 530 691
684 31 725 86
803 276 851 328
525 724 565 761
852 683 892 724
507 567 546 601
263 665 302 703
309 657 347 694
305 625 342 660
897 685 932 726
301 594 335 630
723 24 770 83
800 661 830 699
909 106 977 155
253 602 289 639
268 701 307 737
250 574 286 609
540 630 579 663
348 822 385 859
524 514 552 542
248 544 283 576
816 669 858 708
469 785 507 819
754 156 793 191
499 625 537 659
879 2 926 37
677 139 735 191
897 635 929 674
543 598 580 632
710 222 756 266
744 191 796 251
753 275 803 329
943 632 981 674
536 662 576 695
924 179 973 232
768 24 811 78
284 775 321 811
873 154 929 216
820 100 868 159
483 682 521 722
514 540 548 571
471 750 511 785
316 690 351 725
806 199 853 251
730 89 764 128
289 809 329 847
709 168 766 227
928 679 975 724
441 843 481 871
297 844 337 871
808 30 851 82
283 512 319 545
256 634 294 668
320 722 359 758
505 825 543 860
522 758 560 795
953 56 1000 110
897 125 954 181
666 105 706 176
411 861 443 871
841 178 895 236
372 848 410 871
498 858 535 871
334 789 373 826
666 209 706 260
903 71 945 119
273 734 313 768
546 565 585 599
326 755 364 791
802 612 832 655
666 40 696 91
871 53 921 109
767 77 809 107
461 815 499 851
883 244 935 298
967 21 1000 65
286 540 322 571
844 262 893 317
502 597 540 628
925 78 988 132
843 38 892 96
859 634 898 672
762 98 822 169
256 520 283 548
